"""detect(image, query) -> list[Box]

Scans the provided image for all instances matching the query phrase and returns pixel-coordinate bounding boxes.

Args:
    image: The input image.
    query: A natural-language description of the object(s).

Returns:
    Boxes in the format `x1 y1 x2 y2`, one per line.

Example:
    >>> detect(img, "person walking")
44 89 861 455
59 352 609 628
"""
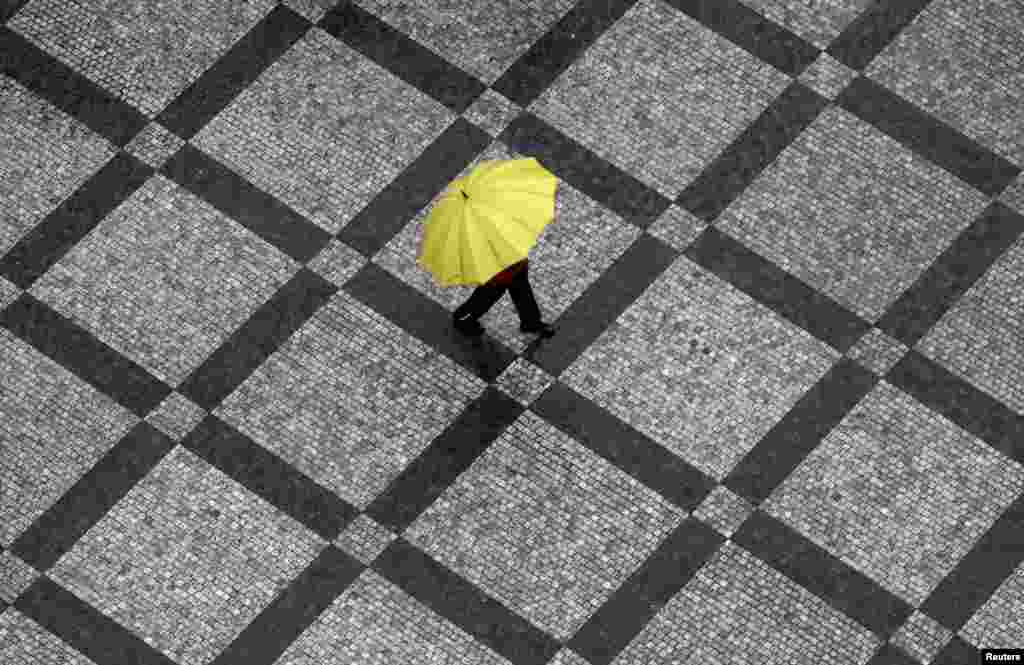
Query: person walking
417 157 559 340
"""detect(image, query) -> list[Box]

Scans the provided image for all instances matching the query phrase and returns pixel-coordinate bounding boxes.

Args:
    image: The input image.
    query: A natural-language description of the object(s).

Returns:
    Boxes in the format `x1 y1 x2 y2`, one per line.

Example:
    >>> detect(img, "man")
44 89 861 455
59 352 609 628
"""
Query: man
452 258 555 338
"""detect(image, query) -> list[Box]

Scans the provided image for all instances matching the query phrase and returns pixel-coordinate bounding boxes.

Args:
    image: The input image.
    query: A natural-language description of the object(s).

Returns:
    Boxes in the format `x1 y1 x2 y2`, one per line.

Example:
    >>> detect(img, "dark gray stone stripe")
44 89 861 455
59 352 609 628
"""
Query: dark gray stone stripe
181 416 357 541
373 538 561 665
0 26 148 146
933 638 984 665
318 2 485 114
0 294 171 417
9 422 175 571
827 0 935 71
837 76 1020 197
531 381 716 512
865 642 919 665
664 0 820 76
157 5 311 140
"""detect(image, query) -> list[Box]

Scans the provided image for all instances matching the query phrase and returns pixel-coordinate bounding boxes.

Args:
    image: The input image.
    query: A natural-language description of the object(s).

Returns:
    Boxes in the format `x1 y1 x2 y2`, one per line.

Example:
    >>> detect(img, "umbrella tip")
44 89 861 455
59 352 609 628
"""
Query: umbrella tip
461 190 468 199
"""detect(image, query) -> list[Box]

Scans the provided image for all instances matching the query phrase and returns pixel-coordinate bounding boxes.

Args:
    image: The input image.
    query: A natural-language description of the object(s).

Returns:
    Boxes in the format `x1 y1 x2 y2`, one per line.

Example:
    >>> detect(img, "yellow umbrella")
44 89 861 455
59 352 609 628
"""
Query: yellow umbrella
417 157 558 287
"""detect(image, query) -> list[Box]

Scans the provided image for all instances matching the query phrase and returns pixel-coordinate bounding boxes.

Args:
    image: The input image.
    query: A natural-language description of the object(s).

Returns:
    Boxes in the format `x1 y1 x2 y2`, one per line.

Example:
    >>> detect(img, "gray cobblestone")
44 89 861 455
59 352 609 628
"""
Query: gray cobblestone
306 238 368 287
144 392 207 441
496 359 554 406
645 205 706 252
123 122 185 170
738 0 875 49
889 610 953 664
334 515 396 565
462 88 522 138
693 485 754 537
960 562 1024 651
797 52 858 99
0 551 38 603
846 327 909 377
0 609 99 665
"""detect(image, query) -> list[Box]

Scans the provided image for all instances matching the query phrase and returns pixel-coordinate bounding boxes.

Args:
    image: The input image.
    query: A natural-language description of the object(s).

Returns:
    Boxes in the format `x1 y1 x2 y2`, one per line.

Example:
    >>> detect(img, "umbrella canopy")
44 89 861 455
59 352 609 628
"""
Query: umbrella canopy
417 157 558 287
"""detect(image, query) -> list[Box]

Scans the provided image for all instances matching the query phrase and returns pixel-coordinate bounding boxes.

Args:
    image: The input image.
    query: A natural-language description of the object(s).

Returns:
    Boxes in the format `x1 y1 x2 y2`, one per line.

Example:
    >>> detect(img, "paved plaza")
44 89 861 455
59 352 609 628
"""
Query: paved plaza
1 0 1023 663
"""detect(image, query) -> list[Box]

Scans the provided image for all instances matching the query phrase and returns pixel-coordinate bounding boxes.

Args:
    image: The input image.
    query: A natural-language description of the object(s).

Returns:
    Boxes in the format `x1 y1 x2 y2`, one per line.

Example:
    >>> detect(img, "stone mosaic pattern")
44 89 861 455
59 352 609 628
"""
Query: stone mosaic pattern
0 276 20 310
563 255 839 480
0 551 38 603
0 329 138 546
0 75 115 256
122 123 185 170
494 358 554 406
334 514 396 565
405 411 686 640
216 293 486 509
846 327 908 377
47 446 324 665
1001 173 1024 214
645 205 707 252
961 563 1024 650
143 392 207 441
193 28 453 234
917 236 1024 414
30 175 298 386
740 0 876 49
616 542 881 664
274 570 512 665
797 52 858 100
530 0 792 197
692 485 754 538
763 382 1024 606
717 106 989 322
462 89 522 138
9 0 277 116
867 0 1024 165
890 610 954 665
305 238 368 287
0 610 99 665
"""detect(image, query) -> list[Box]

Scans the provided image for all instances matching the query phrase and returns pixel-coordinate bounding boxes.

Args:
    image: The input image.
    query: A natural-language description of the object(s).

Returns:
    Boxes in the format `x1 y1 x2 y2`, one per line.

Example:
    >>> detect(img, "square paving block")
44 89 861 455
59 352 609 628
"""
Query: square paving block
889 610 953 664
561 255 839 481
0 609 98 665
404 411 687 641
282 0 334 23
123 122 185 170
9 0 278 116
29 175 299 387
215 292 487 509
357 0 577 84
739 0 876 49
530 0 791 198
614 542 880 664
0 75 115 257
144 392 207 441
47 446 325 665
1000 173 1024 215
917 236 1024 414
866 0 1024 165
375 140 641 354
305 238 368 287
692 485 754 538
716 105 989 322
192 27 454 234
0 276 20 311
0 551 39 603
762 381 1024 606
845 327 908 377
645 204 706 252
797 52 858 99
462 88 522 138
334 514 396 566
0 329 138 547
495 359 554 406
273 569 509 665
960 562 1024 651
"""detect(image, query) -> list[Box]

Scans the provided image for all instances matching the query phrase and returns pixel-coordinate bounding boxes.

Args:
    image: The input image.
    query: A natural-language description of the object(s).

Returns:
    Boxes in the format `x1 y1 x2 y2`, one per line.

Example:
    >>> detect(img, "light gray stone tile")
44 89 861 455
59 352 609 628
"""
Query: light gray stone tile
144 392 207 441
867 0 1024 165
846 327 909 377
215 293 486 509
462 88 522 137
961 562 1024 651
0 329 138 547
282 0 333 23
739 0 875 49
9 0 277 116
1000 172 1024 214
334 515 396 566
0 75 115 256
495 358 554 406
356 0 577 84
123 122 185 169
562 255 840 480
0 609 100 665
549 648 593 665
763 381 1024 606
29 175 299 386
645 204 707 252
273 570 512 665
717 105 989 322
530 0 791 198
797 52 858 99
376 141 641 353
693 485 754 537
890 610 953 664
0 276 21 311
615 542 881 665
193 27 455 234
405 410 686 641
305 238 368 287
48 446 325 665
0 551 38 603
918 235 1024 414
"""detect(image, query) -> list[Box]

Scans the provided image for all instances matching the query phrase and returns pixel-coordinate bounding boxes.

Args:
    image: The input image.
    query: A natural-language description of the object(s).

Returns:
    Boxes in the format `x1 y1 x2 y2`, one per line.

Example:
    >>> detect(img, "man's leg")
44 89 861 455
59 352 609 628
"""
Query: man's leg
508 265 554 336
453 282 507 334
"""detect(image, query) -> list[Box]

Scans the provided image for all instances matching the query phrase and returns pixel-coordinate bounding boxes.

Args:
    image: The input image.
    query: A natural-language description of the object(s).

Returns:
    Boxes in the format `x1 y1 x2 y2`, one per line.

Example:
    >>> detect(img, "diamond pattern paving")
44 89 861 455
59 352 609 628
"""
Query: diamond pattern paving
2 0 1023 663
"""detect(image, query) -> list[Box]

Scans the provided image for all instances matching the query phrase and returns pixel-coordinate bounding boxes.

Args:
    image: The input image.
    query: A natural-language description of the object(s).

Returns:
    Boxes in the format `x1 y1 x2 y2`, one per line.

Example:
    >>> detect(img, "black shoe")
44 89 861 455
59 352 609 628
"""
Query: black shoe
520 321 555 338
453 315 484 336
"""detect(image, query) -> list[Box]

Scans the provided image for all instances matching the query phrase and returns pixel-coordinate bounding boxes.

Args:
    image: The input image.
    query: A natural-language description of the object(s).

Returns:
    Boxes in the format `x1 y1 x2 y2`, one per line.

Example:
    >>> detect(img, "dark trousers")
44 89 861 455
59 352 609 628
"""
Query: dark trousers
453 263 542 325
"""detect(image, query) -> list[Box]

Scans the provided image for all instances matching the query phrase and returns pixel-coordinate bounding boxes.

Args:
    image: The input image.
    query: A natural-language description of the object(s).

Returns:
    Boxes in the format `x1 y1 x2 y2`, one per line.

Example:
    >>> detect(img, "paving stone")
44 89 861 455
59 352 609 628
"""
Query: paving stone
47 446 325 665
0 277 21 311
123 122 185 170
562 254 839 480
376 141 640 354
762 381 1024 606
0 329 138 547
192 27 455 234
9 0 278 116
548 648 593 665
282 0 334 23
797 52 858 99
1000 172 1024 214
144 392 207 441
615 541 881 665
495 359 554 406
889 610 953 664
357 0 577 84
405 410 686 641
960 562 1024 651
273 570 511 665
0 609 99 665
846 327 909 377
334 515 396 566
0 551 39 603
645 204 707 252
0 74 115 257
866 0 1024 165
530 0 791 198
739 0 876 49
693 485 754 538
716 105 989 322
306 238 368 287
215 292 487 509
29 175 299 387
917 236 1024 414
461 88 522 138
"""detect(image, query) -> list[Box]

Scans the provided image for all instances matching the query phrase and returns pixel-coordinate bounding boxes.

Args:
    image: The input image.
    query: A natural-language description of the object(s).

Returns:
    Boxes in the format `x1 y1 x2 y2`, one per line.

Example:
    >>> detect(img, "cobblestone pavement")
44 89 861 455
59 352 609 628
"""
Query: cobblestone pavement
1 1 1022 664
